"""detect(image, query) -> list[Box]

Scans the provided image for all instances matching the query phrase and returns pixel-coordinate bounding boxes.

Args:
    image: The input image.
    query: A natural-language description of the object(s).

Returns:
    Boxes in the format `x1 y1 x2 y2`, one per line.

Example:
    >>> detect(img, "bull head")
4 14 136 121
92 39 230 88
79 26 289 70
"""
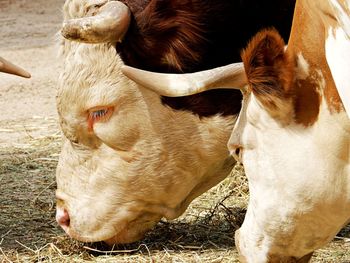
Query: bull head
56 0 237 245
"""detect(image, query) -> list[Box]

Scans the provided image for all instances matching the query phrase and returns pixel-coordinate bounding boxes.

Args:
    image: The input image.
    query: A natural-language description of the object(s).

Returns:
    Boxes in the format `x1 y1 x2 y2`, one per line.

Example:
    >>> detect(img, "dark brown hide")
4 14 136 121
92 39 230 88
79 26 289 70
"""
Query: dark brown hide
118 0 296 117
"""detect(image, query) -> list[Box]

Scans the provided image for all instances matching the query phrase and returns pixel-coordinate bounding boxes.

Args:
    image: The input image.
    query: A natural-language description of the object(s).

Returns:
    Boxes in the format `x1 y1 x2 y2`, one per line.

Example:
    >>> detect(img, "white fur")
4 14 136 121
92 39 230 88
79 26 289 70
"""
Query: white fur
326 26 350 118
296 53 310 80
329 0 350 38
230 90 350 261
230 1 350 259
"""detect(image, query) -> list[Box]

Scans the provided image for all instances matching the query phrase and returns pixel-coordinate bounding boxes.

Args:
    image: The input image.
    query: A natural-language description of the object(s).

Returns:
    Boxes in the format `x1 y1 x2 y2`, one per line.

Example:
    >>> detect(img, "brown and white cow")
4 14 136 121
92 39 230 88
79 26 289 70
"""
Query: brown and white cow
0 56 31 78
123 0 350 261
56 0 296 244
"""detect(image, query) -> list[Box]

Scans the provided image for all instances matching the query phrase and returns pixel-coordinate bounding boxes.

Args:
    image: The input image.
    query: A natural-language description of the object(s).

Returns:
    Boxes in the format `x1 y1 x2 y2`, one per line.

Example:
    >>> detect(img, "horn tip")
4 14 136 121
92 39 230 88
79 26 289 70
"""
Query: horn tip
21 71 31 78
61 26 77 41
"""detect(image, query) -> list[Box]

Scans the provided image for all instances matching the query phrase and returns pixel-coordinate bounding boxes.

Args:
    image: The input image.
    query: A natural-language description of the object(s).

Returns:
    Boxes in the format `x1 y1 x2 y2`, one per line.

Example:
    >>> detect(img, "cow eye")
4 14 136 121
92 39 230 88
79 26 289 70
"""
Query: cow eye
87 106 114 131
91 109 108 119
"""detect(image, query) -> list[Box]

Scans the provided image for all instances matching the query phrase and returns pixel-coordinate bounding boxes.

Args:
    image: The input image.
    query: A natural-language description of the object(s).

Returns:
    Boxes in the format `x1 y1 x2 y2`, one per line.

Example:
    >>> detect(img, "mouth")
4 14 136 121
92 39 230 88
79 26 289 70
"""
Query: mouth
64 226 147 245
103 226 149 245
60 225 120 243
55 191 161 244
57 216 152 244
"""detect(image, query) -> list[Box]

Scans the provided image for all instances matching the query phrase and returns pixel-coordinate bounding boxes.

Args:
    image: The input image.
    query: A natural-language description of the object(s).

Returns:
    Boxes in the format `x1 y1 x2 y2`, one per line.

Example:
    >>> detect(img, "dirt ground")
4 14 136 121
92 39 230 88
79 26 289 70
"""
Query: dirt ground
0 0 62 146
0 0 350 262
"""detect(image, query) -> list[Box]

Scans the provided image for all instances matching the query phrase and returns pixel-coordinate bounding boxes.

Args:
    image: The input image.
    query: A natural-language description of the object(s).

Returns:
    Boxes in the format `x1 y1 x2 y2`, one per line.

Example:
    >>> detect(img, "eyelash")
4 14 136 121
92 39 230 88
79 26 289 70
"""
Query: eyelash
87 106 114 131
91 109 108 120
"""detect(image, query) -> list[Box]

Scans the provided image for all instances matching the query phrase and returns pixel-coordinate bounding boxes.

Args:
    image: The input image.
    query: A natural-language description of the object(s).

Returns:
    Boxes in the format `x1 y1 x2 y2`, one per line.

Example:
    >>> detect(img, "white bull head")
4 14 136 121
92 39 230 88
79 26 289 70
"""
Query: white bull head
56 0 237 244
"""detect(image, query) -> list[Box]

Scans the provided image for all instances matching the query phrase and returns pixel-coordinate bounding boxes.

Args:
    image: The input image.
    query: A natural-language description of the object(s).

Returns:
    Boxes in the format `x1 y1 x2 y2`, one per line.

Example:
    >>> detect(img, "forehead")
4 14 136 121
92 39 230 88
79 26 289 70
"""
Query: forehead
56 41 136 142
58 42 128 106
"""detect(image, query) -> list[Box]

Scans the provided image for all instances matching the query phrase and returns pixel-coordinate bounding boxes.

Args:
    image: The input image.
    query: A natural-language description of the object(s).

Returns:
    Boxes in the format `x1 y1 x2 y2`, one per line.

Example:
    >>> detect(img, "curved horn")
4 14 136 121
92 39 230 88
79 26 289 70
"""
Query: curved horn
122 63 247 97
61 1 131 43
0 57 31 78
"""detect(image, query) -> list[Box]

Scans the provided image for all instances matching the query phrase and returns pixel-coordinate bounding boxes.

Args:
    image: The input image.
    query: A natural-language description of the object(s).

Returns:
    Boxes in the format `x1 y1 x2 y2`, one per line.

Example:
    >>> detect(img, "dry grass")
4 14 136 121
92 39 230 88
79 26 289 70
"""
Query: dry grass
0 118 349 262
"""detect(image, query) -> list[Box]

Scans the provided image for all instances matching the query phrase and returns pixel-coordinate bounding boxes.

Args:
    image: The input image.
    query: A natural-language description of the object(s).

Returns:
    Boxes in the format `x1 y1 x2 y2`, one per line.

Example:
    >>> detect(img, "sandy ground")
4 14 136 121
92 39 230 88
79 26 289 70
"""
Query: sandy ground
0 0 62 146
0 0 63 254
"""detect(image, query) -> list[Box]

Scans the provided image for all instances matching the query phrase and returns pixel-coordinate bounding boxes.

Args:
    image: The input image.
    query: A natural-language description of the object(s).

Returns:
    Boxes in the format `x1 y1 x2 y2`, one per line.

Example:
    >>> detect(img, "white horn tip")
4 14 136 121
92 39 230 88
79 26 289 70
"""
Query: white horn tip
21 71 31 78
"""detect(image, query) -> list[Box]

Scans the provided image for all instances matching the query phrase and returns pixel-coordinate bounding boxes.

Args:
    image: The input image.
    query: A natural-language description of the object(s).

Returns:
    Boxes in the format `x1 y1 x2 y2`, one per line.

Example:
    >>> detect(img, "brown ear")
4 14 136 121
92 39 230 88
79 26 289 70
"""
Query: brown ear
241 28 295 122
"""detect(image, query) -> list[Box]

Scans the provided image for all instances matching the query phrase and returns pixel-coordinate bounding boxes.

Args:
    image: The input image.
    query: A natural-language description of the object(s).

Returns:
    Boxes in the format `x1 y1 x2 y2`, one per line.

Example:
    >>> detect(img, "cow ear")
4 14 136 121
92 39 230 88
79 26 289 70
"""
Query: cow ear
241 28 295 124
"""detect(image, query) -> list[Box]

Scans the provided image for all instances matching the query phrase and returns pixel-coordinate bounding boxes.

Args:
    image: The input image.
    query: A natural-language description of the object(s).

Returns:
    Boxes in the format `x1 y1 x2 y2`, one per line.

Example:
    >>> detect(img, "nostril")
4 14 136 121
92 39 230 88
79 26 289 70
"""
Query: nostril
56 208 70 229
229 144 243 163
235 147 240 156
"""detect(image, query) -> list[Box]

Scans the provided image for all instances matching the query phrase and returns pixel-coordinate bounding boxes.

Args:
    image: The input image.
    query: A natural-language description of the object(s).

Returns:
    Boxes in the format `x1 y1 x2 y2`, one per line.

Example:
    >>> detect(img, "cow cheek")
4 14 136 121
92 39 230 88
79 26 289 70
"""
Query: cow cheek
93 109 142 152
56 145 124 240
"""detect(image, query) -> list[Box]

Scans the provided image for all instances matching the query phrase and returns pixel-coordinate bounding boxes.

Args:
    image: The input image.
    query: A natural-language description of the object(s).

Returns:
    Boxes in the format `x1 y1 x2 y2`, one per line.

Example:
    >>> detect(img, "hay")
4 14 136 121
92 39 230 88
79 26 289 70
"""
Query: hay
0 118 349 262
0 118 61 258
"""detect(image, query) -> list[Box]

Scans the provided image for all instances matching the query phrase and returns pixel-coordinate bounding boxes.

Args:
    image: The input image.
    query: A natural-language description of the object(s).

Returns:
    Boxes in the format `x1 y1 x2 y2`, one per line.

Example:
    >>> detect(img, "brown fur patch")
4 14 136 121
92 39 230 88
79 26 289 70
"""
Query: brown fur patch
241 29 295 122
285 3 322 126
286 0 341 126
118 0 208 73
293 77 321 125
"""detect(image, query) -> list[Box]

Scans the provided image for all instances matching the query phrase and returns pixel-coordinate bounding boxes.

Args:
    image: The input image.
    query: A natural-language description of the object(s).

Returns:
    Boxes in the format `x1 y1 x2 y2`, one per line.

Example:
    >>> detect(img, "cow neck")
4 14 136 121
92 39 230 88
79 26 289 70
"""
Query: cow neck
287 0 341 126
